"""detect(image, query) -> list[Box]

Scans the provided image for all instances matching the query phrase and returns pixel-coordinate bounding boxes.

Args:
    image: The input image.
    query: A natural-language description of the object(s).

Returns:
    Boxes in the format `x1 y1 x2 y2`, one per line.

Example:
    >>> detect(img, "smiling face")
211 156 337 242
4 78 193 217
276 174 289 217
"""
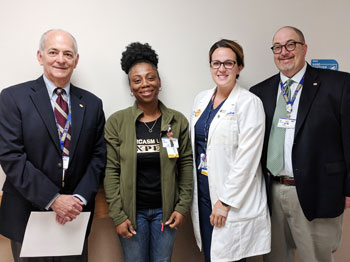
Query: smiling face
210 47 242 90
273 27 307 77
128 62 161 106
37 30 79 87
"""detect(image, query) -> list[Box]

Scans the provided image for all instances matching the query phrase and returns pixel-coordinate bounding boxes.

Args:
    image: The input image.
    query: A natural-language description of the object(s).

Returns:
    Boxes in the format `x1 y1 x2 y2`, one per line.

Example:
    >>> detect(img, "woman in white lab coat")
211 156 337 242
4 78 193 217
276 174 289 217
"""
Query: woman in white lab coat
190 39 271 262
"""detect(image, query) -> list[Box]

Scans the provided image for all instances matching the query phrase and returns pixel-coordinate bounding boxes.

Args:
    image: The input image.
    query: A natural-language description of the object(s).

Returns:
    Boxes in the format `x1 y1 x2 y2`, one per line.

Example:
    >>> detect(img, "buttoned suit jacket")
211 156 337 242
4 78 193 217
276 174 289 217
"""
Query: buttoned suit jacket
250 64 350 221
0 76 106 242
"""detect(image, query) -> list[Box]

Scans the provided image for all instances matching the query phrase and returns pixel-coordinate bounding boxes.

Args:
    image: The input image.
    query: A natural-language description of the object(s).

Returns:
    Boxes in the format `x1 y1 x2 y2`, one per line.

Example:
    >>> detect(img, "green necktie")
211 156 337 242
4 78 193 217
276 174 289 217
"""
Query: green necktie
266 79 294 176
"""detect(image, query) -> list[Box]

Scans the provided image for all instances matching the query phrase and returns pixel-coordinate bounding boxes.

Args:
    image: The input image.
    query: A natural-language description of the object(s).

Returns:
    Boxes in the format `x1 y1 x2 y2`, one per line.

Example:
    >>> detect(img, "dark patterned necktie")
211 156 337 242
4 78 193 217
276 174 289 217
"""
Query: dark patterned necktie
54 88 71 156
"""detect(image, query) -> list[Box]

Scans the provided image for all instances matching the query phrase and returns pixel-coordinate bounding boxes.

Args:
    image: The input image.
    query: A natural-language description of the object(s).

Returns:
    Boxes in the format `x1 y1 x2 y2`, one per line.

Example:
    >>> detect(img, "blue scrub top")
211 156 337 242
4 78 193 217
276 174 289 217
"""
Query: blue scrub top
195 97 225 199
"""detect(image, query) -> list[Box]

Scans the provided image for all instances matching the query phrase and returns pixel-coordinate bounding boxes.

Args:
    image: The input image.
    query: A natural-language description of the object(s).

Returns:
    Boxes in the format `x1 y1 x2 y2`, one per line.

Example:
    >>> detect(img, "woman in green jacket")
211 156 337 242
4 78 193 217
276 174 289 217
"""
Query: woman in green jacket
104 42 193 262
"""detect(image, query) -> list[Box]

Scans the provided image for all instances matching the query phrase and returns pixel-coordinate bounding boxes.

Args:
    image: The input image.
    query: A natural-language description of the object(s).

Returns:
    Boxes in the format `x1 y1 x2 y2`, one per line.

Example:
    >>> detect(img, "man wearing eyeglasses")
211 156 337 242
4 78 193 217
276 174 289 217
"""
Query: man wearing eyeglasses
250 26 350 261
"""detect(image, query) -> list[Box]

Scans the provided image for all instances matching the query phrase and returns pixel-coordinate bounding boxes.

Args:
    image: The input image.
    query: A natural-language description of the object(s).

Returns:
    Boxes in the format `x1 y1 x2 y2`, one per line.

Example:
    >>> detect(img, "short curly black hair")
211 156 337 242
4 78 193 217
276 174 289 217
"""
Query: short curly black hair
121 42 159 74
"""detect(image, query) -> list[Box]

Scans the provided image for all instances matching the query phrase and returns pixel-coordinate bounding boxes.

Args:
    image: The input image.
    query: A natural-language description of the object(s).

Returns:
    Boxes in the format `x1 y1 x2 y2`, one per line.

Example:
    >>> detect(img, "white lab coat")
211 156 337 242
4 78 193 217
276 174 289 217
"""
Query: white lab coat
190 84 271 261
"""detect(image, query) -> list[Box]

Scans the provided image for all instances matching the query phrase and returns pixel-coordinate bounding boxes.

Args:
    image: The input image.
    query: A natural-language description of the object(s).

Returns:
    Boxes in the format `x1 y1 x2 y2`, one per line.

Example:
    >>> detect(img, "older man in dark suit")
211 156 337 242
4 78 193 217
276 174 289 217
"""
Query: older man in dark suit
250 26 350 262
0 29 106 261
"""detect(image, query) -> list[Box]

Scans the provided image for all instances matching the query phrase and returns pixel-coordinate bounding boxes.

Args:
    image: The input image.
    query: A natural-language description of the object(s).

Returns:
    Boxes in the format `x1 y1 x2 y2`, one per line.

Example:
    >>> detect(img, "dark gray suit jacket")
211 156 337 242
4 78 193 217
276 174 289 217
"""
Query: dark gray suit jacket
0 76 106 242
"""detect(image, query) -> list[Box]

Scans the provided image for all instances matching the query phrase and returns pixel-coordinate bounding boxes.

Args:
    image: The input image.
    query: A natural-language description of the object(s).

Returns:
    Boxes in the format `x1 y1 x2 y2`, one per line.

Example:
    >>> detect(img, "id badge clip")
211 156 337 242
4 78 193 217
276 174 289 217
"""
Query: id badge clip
198 153 208 176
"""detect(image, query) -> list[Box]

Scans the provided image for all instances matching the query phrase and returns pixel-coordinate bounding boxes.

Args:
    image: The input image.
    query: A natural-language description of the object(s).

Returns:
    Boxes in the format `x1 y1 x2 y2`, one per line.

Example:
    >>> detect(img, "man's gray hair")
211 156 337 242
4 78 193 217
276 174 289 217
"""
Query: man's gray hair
39 29 78 56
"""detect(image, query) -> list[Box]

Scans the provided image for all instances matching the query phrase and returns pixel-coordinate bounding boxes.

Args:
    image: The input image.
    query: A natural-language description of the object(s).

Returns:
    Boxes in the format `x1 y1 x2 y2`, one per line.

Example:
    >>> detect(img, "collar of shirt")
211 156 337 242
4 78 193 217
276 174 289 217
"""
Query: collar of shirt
43 74 71 110
43 74 71 99
279 62 307 92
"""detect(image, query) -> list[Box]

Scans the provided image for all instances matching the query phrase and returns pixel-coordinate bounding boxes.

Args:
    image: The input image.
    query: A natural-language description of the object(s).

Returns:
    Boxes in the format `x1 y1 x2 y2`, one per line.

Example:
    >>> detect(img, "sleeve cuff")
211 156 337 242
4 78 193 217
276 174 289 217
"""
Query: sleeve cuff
45 193 60 210
73 194 87 205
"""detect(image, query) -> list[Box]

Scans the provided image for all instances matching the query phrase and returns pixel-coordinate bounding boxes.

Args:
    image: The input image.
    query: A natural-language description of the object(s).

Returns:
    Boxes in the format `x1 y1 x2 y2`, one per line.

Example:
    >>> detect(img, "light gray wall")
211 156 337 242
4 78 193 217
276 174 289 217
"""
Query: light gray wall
1 0 349 189
0 1 349 260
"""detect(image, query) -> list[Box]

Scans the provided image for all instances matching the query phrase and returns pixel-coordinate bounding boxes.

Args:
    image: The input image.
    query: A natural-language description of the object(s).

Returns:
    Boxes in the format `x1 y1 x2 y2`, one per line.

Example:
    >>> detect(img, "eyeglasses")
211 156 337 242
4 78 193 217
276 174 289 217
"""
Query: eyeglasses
210 60 236 69
271 41 304 54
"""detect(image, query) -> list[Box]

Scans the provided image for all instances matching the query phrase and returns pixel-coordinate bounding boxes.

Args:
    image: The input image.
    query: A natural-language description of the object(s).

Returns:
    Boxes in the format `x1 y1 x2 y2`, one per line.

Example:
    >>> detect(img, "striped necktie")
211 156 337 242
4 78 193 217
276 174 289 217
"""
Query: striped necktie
266 79 294 176
54 88 71 156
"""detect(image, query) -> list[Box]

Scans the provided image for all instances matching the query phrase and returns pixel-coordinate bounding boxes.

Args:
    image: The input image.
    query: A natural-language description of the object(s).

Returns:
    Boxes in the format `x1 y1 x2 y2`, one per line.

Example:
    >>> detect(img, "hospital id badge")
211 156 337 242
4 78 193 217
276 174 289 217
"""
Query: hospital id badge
162 137 179 148
166 146 179 158
277 118 296 129
162 137 179 158
62 156 69 170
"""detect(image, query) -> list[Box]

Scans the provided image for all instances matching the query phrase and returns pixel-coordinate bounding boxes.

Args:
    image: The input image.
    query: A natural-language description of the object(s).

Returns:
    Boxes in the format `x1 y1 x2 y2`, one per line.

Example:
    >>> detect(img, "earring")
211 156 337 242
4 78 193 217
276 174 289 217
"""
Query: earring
130 92 134 97
159 87 162 91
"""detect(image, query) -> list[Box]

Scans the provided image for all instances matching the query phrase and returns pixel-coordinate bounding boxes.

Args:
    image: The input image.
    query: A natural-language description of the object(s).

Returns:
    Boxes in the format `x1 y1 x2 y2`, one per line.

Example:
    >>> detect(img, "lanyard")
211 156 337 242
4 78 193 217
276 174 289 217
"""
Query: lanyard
280 76 304 117
203 92 226 150
198 93 226 174
204 96 215 146
54 99 71 188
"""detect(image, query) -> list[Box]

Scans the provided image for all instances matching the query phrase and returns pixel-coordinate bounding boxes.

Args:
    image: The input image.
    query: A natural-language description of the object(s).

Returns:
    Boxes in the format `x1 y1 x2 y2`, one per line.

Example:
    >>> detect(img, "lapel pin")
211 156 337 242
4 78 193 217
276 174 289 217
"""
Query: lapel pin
313 82 318 86
79 104 84 108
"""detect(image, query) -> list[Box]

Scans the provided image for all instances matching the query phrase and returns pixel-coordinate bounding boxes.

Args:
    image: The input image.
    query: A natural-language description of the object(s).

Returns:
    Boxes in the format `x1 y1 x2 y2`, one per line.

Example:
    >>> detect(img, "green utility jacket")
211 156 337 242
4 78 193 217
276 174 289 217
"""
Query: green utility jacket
104 101 193 228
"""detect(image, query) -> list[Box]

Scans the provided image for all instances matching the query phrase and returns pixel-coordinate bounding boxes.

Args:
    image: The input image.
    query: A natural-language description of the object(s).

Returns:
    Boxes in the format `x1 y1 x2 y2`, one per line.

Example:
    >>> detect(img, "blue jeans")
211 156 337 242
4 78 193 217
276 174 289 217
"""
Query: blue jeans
119 208 177 262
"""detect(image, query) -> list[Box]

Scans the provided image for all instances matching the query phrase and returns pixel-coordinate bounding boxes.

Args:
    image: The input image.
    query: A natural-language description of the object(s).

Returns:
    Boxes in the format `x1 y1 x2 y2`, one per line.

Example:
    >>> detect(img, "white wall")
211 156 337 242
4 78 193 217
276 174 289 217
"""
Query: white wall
1 1 350 261
0 0 349 193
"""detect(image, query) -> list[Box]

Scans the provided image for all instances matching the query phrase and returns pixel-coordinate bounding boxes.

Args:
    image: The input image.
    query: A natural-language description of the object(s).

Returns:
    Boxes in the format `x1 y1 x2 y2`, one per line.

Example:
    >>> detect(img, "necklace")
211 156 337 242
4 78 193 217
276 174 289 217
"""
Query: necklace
143 118 158 133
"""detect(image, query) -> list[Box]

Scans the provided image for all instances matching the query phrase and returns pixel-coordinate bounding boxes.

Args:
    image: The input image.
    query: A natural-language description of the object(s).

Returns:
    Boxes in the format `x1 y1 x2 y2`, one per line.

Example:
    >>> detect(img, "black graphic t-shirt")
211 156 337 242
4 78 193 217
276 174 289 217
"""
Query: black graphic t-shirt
136 116 162 209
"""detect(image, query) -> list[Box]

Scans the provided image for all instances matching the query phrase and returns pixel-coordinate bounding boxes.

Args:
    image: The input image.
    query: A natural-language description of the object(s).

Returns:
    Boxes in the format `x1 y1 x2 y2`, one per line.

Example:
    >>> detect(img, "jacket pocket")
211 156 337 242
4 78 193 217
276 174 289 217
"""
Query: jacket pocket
214 116 239 146
325 161 346 175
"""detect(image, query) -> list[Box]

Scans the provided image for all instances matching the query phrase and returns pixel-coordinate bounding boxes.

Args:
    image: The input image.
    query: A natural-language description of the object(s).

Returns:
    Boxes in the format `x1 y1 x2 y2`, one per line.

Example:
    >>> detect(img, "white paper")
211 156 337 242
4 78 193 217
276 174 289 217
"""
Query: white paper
20 211 90 257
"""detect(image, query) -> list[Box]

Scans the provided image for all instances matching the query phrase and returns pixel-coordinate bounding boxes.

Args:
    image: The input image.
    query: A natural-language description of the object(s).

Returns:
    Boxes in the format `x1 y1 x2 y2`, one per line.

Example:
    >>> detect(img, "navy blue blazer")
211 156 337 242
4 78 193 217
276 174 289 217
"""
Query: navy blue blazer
0 76 106 242
250 64 350 221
